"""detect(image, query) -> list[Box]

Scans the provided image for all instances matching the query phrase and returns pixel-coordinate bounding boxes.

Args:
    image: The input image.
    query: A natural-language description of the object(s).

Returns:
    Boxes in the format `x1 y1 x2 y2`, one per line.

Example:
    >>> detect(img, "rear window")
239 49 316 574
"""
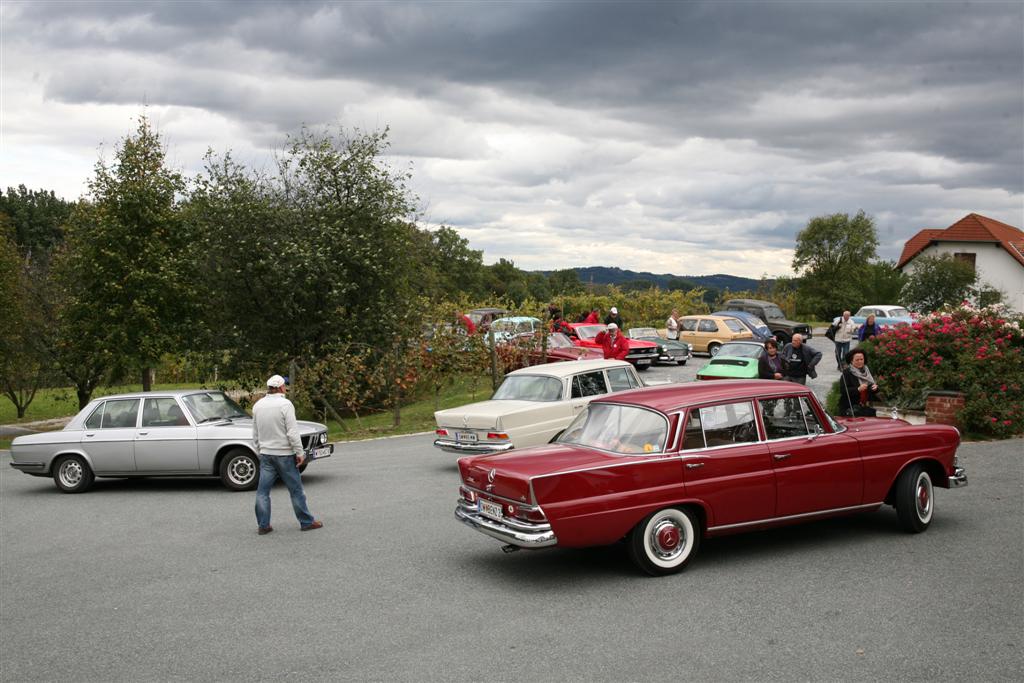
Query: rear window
723 319 745 332
493 375 563 402
560 404 668 454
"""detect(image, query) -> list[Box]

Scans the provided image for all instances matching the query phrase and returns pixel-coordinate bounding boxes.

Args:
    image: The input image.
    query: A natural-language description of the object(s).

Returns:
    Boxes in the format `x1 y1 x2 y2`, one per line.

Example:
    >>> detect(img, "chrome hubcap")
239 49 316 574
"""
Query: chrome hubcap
228 457 255 486
59 460 83 487
916 473 933 520
650 518 686 561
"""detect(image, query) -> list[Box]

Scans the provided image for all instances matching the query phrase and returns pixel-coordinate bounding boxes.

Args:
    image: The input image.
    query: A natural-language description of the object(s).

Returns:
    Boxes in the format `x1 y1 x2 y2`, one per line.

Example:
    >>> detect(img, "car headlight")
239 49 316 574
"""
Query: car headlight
319 432 327 444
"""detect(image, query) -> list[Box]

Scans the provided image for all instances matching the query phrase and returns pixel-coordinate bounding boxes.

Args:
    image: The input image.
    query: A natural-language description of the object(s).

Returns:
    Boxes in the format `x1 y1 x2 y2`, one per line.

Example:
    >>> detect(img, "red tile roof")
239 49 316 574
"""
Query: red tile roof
897 213 1024 269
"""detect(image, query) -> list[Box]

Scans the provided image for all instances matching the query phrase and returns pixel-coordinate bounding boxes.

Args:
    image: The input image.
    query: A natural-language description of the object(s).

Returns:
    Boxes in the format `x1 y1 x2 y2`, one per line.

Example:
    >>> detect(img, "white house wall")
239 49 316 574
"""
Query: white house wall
902 242 1024 313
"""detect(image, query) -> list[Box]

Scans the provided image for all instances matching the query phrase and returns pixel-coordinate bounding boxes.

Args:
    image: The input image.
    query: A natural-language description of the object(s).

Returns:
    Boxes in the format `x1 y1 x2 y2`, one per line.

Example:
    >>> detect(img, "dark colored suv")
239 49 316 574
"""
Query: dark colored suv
721 298 812 344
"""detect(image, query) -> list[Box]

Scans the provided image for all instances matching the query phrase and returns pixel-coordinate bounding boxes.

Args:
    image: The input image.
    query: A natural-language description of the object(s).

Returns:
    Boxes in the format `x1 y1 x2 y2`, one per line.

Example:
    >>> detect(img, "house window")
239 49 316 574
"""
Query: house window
954 253 976 271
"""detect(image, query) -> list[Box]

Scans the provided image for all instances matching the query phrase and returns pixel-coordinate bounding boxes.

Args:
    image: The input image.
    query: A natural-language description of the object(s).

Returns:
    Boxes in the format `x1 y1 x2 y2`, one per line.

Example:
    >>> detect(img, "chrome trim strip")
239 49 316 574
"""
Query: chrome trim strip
455 502 557 548
948 467 968 488
707 502 883 532
434 439 515 454
462 485 539 509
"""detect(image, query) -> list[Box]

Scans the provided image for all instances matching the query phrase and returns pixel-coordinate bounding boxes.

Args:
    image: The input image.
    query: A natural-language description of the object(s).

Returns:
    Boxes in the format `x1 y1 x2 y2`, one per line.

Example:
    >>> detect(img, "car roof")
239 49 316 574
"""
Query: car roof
724 298 774 306
85 389 226 402
469 307 508 314
712 310 760 321
507 359 632 378
679 314 743 321
493 316 540 323
594 379 813 413
720 341 765 347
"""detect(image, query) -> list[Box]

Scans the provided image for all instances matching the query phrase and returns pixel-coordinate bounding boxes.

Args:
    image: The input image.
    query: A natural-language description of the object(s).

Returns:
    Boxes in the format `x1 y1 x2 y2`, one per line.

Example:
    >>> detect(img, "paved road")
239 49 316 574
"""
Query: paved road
1 428 1021 681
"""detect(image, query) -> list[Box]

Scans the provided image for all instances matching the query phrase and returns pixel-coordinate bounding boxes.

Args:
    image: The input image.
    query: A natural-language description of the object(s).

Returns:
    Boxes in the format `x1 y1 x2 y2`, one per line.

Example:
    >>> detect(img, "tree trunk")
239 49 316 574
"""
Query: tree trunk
76 386 92 410
142 367 153 392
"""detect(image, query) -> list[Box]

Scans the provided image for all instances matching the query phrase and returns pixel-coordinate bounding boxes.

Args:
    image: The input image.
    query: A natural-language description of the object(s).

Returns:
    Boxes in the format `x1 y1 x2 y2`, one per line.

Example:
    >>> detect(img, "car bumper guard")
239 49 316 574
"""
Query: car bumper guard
455 499 557 548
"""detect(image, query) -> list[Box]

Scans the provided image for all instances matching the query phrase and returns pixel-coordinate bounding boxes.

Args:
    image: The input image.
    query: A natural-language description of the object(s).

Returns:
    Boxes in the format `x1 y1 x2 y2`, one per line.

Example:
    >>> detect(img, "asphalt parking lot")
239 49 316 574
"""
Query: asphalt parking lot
1 413 1021 681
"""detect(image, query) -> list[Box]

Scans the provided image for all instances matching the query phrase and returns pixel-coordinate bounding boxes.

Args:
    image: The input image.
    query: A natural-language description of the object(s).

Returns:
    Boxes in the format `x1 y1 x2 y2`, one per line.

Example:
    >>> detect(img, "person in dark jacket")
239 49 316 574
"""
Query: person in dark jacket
838 348 881 416
603 306 624 328
858 314 882 341
758 339 784 380
594 323 630 360
781 334 822 384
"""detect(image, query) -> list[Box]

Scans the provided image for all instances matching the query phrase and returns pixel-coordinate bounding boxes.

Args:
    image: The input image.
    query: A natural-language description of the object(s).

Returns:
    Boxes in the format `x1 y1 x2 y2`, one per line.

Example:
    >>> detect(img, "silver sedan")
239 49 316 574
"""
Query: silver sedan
8 390 333 493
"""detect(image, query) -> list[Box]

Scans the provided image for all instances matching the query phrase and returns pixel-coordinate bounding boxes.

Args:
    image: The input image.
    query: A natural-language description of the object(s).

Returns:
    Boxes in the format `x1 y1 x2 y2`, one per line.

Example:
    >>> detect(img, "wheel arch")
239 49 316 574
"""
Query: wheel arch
884 457 947 504
47 449 94 475
213 442 258 475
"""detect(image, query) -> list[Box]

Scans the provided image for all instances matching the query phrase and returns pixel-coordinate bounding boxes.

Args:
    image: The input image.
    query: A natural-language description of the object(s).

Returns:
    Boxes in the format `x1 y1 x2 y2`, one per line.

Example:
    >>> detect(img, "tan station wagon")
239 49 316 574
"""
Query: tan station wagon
678 315 754 356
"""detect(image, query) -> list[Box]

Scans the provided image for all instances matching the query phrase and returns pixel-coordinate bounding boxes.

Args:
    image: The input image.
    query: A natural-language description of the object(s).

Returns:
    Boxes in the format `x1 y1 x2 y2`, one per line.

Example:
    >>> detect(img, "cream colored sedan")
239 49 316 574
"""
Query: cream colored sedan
433 359 644 454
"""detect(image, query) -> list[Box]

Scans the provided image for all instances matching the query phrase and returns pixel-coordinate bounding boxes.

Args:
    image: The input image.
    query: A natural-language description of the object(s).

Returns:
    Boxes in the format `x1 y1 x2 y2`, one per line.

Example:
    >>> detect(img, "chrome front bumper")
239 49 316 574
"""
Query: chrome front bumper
948 466 968 488
455 499 557 548
434 439 515 454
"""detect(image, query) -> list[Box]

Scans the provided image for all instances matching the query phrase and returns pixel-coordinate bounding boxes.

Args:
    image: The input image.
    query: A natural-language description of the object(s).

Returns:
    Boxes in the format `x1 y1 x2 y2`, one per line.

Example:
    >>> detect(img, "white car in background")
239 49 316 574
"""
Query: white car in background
433 359 644 454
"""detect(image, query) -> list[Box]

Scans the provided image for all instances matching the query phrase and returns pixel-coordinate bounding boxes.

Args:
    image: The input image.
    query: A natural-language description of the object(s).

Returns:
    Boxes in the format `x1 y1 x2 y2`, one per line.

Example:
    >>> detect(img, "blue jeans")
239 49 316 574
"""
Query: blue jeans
835 341 851 367
255 454 315 529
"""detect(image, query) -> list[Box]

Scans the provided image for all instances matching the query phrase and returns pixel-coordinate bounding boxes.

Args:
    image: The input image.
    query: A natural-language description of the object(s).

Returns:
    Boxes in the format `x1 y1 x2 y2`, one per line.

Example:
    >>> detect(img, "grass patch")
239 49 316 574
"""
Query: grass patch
0 383 206 424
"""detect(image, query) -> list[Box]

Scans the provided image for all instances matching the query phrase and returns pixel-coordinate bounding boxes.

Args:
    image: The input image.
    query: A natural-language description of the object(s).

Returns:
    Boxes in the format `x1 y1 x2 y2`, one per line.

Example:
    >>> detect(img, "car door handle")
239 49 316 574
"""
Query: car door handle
84 433 95 438
572 402 586 410
773 453 792 461
685 462 705 469
138 431 149 436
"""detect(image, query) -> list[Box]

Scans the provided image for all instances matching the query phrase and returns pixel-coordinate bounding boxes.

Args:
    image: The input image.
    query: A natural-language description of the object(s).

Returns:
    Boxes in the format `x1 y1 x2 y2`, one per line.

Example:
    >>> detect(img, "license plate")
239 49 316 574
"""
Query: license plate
457 432 477 443
636 359 651 366
313 445 332 459
479 499 503 521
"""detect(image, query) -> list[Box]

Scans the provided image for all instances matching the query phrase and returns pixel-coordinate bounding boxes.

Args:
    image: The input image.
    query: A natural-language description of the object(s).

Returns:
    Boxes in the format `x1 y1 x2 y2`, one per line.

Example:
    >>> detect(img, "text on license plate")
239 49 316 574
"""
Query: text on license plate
457 432 477 443
479 499 503 521
313 446 332 459
636 359 651 365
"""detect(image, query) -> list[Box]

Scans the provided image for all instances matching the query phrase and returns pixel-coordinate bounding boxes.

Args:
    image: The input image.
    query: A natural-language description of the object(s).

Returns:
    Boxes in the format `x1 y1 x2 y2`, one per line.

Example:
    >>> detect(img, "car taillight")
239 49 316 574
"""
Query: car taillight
487 432 509 440
436 428 449 436
512 506 548 523
460 486 476 503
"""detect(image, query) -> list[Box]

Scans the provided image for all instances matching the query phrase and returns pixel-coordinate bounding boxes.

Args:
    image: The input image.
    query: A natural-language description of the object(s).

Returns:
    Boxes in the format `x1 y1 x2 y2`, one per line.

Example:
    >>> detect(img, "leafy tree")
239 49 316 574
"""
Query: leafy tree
792 210 879 318
0 221 44 417
56 115 200 393
855 261 906 307
0 185 73 257
900 254 978 313
422 226 485 297
547 268 584 295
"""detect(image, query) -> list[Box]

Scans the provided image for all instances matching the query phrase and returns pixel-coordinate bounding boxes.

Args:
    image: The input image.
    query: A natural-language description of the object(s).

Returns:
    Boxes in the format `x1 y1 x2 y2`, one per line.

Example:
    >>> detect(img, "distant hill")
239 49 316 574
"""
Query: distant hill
538 266 765 293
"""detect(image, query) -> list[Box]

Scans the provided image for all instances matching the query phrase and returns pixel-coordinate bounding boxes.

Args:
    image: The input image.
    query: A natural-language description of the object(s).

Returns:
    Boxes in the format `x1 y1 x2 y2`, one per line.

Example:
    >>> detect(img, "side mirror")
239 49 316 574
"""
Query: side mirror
807 425 823 441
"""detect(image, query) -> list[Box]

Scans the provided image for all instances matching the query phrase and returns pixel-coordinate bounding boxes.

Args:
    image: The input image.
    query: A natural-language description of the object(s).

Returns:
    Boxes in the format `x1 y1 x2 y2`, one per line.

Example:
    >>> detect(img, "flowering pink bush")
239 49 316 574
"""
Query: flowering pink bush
861 302 1024 437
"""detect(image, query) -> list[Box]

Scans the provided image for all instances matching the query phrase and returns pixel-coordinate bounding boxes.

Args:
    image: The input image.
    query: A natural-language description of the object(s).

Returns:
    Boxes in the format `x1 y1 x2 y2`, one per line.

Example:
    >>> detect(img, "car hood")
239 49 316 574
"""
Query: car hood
767 318 805 328
835 416 911 432
197 417 324 434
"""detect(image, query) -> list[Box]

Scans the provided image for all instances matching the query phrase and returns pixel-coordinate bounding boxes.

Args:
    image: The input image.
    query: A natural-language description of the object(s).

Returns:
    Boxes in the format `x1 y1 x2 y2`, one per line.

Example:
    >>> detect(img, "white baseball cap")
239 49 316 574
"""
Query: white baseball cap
607 323 618 330
267 374 286 388
610 307 618 314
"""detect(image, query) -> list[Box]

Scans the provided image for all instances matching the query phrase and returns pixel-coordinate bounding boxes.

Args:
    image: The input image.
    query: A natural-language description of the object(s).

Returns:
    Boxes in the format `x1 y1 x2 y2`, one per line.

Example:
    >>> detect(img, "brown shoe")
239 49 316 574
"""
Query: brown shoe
257 526 274 535
300 520 323 532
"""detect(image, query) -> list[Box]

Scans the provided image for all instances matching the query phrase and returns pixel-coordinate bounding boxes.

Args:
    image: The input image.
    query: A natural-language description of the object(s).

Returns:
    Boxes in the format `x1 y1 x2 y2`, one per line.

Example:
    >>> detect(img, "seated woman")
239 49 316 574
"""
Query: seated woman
838 348 881 416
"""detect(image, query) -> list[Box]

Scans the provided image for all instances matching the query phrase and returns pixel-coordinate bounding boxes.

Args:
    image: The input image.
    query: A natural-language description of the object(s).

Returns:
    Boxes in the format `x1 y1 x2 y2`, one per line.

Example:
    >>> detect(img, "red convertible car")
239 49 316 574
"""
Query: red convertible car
568 323 659 371
455 380 966 575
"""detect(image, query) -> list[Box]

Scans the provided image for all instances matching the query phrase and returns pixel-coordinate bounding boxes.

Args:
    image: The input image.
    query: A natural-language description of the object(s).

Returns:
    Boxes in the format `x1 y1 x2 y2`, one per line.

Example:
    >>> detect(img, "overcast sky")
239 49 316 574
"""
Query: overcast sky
3 1 1022 277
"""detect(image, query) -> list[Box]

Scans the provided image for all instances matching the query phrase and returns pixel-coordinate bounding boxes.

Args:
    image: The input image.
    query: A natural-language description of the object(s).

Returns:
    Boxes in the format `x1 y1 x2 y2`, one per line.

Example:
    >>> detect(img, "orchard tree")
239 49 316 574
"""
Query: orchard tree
900 254 978 313
57 115 200 393
0 221 43 417
548 268 584 295
0 185 73 258
856 261 907 306
792 210 879 318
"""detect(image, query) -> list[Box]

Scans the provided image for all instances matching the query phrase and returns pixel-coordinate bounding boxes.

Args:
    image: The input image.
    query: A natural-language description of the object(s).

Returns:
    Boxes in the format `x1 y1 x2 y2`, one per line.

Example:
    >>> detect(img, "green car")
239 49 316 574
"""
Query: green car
626 327 691 365
696 341 766 380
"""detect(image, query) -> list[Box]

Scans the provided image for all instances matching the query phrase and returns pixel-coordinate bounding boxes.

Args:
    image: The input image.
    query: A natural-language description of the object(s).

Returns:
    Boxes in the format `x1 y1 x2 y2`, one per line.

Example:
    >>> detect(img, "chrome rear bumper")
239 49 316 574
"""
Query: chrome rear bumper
455 500 557 548
948 466 968 488
434 439 514 454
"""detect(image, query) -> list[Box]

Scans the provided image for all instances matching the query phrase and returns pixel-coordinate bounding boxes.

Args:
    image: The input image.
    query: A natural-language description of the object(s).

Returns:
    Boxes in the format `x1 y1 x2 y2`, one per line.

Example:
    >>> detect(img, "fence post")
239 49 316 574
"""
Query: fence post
489 328 500 390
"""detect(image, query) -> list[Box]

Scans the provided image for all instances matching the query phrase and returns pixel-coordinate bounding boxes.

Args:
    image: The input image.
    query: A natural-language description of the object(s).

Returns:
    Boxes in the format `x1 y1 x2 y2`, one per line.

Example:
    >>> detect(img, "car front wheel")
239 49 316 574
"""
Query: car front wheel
896 463 933 533
220 449 259 491
53 455 95 493
627 507 701 576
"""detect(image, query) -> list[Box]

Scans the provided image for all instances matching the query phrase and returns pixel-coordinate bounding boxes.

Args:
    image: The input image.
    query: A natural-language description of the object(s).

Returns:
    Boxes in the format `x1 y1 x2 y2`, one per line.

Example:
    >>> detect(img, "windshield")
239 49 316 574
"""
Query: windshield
492 319 534 334
887 308 910 318
559 403 669 454
492 375 563 402
630 328 657 338
547 333 573 348
719 343 764 358
574 324 605 340
182 391 249 423
764 305 786 320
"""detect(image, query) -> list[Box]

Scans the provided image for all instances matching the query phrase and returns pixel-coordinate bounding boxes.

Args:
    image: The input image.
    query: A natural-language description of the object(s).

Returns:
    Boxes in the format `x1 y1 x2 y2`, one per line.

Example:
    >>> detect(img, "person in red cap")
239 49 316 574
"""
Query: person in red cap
594 323 630 360
252 374 323 535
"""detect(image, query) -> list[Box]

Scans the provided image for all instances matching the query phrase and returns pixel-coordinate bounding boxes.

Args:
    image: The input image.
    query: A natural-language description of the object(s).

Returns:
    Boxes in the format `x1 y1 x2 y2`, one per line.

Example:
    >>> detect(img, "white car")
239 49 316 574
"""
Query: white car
433 359 644 454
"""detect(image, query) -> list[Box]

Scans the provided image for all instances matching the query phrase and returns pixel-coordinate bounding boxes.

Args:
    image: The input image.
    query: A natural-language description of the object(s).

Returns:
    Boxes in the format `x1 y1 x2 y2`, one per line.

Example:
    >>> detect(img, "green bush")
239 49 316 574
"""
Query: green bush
860 303 1024 438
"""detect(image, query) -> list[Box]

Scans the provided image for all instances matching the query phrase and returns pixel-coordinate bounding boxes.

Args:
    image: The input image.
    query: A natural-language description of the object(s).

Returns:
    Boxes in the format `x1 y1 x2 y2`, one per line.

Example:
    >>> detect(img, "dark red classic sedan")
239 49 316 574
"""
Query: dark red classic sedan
455 380 967 575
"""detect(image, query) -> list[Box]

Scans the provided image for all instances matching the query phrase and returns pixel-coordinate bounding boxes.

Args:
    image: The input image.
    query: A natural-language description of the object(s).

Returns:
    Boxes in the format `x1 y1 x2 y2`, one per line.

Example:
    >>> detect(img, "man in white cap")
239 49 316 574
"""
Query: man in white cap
604 307 624 328
594 323 630 360
252 374 322 535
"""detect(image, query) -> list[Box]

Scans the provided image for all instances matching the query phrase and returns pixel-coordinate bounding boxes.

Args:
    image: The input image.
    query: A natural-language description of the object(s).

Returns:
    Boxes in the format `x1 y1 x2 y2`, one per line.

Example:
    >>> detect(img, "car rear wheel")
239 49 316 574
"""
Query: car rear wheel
53 455 94 493
627 507 700 576
708 343 721 357
220 449 259 491
896 463 933 533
